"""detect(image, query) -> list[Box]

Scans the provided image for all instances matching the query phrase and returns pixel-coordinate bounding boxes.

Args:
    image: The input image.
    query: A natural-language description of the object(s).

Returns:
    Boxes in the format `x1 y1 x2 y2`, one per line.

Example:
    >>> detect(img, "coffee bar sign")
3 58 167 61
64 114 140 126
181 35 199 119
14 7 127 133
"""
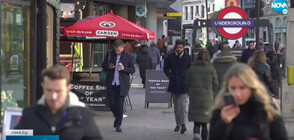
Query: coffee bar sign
71 81 109 111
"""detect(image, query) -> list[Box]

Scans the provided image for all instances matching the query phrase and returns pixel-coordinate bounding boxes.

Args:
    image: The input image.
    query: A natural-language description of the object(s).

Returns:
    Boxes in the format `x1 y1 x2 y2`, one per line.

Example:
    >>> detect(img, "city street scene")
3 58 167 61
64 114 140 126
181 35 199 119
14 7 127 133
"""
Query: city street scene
1 0 294 140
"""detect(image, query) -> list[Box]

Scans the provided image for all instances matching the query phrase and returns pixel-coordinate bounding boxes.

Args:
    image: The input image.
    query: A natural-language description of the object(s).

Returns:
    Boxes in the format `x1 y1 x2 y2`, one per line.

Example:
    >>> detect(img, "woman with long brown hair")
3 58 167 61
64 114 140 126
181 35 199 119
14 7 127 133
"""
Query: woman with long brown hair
248 50 276 97
209 64 287 140
186 49 218 140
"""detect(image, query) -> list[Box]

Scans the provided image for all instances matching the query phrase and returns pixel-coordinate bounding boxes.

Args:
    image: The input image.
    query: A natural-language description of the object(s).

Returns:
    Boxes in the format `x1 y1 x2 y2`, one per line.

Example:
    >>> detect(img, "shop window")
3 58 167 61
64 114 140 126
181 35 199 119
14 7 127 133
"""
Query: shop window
1 1 30 120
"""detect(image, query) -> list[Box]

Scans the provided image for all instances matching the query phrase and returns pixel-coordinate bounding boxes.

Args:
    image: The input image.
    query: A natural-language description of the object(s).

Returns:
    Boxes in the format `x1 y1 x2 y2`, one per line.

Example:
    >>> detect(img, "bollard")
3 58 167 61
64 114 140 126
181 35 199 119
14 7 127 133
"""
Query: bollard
288 66 294 85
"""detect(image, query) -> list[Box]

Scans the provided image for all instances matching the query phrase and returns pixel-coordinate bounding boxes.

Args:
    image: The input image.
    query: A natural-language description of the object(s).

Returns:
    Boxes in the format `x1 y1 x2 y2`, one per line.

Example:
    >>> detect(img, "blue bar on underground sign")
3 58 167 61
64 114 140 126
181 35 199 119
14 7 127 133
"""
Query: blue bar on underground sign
211 20 254 28
7 136 59 140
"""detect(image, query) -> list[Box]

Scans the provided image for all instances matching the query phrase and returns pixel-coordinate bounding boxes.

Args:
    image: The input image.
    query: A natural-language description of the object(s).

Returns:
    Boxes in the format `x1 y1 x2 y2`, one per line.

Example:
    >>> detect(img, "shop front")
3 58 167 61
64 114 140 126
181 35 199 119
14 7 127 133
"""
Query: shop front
0 0 31 122
0 0 60 122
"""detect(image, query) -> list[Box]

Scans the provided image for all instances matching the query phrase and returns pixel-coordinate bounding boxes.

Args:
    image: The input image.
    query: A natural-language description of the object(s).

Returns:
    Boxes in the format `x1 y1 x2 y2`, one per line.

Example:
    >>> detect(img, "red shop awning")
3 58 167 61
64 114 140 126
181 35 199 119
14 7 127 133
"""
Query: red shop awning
63 11 155 41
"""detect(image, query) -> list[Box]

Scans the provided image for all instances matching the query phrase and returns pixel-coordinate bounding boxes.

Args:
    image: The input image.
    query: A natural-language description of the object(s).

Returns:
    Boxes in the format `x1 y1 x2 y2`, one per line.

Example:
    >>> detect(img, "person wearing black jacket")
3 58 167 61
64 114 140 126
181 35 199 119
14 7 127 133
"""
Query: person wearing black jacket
209 64 287 140
136 44 152 88
164 40 192 134
241 41 255 63
102 39 135 132
15 65 103 140
266 51 280 98
248 50 276 97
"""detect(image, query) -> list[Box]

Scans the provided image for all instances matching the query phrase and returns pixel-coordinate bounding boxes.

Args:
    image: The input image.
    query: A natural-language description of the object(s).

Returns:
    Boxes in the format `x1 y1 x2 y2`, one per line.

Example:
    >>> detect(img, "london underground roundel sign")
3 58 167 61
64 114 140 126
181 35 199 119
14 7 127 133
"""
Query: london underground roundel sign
214 7 253 39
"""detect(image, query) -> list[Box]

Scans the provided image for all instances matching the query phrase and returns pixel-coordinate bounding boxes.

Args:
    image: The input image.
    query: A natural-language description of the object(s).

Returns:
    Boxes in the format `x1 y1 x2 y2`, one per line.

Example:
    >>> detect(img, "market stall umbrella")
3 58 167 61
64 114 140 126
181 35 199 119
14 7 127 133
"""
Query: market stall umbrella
63 11 155 41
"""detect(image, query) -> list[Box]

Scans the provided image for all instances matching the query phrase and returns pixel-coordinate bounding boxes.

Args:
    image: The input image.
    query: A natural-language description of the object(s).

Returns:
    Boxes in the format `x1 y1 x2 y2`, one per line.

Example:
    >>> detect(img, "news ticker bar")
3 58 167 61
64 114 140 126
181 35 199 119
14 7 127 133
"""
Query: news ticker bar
6 130 59 140
7 136 59 140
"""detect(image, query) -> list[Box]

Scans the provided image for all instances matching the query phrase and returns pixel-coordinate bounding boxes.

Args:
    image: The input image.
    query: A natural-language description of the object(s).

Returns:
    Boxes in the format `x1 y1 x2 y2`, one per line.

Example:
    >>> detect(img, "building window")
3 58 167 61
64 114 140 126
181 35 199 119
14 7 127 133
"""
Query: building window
185 6 188 20
190 6 194 20
201 5 204 18
283 16 287 27
276 17 281 28
276 33 281 43
196 5 199 14
213 4 215 11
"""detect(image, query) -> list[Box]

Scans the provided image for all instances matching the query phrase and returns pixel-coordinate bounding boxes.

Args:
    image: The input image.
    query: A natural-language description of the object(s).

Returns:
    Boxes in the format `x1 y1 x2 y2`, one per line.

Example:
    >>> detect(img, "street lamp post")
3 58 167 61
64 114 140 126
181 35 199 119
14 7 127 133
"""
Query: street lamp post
205 0 209 42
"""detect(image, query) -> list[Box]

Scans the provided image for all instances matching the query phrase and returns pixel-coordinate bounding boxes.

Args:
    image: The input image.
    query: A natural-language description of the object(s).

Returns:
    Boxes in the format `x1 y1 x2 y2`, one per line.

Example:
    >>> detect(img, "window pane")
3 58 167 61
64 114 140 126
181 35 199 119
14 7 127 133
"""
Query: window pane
1 2 30 120
196 6 199 14
201 5 204 18
190 6 193 20
185 7 188 20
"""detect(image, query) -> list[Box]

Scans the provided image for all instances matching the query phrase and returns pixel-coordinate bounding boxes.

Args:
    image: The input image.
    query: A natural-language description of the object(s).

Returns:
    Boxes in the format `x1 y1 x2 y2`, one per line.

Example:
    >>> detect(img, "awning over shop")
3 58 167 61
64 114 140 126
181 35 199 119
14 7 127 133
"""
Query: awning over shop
62 11 155 41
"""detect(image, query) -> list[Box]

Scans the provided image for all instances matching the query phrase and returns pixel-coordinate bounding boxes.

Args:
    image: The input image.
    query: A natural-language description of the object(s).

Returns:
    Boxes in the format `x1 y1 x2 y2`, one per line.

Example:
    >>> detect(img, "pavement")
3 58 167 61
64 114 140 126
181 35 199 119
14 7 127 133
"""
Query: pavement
93 66 195 140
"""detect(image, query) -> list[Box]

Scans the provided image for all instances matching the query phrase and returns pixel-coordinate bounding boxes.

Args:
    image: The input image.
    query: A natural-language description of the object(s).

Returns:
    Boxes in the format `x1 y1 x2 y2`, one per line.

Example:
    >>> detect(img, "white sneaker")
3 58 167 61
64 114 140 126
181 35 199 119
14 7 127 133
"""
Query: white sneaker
123 114 128 118
193 134 202 140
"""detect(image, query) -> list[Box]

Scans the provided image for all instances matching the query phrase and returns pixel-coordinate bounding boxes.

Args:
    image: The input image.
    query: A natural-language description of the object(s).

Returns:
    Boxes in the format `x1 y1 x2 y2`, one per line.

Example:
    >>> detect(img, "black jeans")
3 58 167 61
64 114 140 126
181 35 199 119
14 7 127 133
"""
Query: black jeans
109 85 125 127
194 122 208 140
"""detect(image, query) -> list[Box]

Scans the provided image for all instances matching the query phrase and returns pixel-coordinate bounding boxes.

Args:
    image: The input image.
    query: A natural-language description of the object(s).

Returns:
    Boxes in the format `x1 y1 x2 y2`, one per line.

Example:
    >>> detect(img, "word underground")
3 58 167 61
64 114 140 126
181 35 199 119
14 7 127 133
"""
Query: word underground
212 20 253 27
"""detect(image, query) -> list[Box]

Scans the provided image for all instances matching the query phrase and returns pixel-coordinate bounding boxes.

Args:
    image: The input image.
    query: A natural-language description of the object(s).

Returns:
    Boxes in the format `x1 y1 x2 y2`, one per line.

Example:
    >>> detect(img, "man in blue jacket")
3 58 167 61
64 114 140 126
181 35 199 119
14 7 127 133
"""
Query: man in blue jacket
164 39 192 134
102 39 135 132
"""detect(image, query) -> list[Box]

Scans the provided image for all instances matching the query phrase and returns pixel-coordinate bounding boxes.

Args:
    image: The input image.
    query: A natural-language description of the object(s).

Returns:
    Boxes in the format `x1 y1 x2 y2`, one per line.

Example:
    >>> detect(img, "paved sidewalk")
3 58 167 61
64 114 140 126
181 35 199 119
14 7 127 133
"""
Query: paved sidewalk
93 67 194 140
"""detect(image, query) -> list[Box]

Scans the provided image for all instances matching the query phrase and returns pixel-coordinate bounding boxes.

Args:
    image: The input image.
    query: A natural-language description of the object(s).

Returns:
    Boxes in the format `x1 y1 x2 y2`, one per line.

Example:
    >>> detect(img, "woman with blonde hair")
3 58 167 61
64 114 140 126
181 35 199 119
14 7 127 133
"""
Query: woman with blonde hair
248 50 276 97
209 63 287 140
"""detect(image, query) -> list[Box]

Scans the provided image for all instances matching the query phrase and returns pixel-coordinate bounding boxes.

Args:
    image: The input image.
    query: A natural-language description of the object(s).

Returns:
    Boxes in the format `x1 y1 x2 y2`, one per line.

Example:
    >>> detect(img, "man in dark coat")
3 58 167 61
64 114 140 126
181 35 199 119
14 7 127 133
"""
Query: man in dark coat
102 39 135 132
164 39 192 134
241 41 255 63
136 44 152 87
212 44 237 97
15 65 103 140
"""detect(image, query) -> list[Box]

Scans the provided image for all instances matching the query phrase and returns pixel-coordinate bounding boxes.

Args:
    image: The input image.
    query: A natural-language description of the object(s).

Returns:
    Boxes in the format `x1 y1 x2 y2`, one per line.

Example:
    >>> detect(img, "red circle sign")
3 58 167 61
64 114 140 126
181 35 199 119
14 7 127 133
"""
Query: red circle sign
217 7 248 39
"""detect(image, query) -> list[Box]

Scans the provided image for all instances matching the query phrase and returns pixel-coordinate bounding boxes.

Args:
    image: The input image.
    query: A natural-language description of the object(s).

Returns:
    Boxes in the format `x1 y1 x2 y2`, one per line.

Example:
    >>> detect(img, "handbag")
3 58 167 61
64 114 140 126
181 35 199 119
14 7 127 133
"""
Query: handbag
99 70 107 84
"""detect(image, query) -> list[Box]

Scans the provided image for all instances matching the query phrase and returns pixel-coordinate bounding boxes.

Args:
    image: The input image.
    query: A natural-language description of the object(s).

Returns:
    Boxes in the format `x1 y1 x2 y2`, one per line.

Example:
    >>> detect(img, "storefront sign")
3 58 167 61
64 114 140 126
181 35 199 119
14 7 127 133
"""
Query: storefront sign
96 30 118 37
216 7 249 39
145 70 170 105
71 81 109 111
212 20 253 27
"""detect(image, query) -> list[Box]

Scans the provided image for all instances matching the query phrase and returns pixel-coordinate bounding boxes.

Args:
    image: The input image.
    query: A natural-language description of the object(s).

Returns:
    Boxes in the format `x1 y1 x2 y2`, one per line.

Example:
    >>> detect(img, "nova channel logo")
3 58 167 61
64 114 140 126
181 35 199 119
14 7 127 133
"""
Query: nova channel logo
272 0 288 14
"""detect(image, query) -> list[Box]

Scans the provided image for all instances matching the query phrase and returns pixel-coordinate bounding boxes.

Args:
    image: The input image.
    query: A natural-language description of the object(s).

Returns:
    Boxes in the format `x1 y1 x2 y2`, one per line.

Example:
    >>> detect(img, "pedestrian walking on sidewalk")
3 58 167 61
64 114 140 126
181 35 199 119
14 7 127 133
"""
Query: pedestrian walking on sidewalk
149 41 160 70
15 65 103 140
136 44 152 88
212 44 237 97
241 41 255 63
186 49 218 140
209 64 288 140
102 39 135 132
248 50 276 97
164 39 192 134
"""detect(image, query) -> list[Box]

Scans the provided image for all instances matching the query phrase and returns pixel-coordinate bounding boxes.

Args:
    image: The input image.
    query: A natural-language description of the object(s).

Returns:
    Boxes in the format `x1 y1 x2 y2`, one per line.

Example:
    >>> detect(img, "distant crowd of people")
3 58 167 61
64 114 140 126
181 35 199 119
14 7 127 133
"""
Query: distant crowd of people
13 37 288 140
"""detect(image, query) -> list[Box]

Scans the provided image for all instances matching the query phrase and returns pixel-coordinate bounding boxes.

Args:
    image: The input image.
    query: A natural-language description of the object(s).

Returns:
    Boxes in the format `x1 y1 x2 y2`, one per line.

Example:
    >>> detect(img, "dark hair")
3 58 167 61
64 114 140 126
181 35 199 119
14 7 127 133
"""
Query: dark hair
249 41 254 44
197 49 211 64
175 39 184 46
114 39 125 47
161 35 165 39
42 65 70 85
266 51 274 60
